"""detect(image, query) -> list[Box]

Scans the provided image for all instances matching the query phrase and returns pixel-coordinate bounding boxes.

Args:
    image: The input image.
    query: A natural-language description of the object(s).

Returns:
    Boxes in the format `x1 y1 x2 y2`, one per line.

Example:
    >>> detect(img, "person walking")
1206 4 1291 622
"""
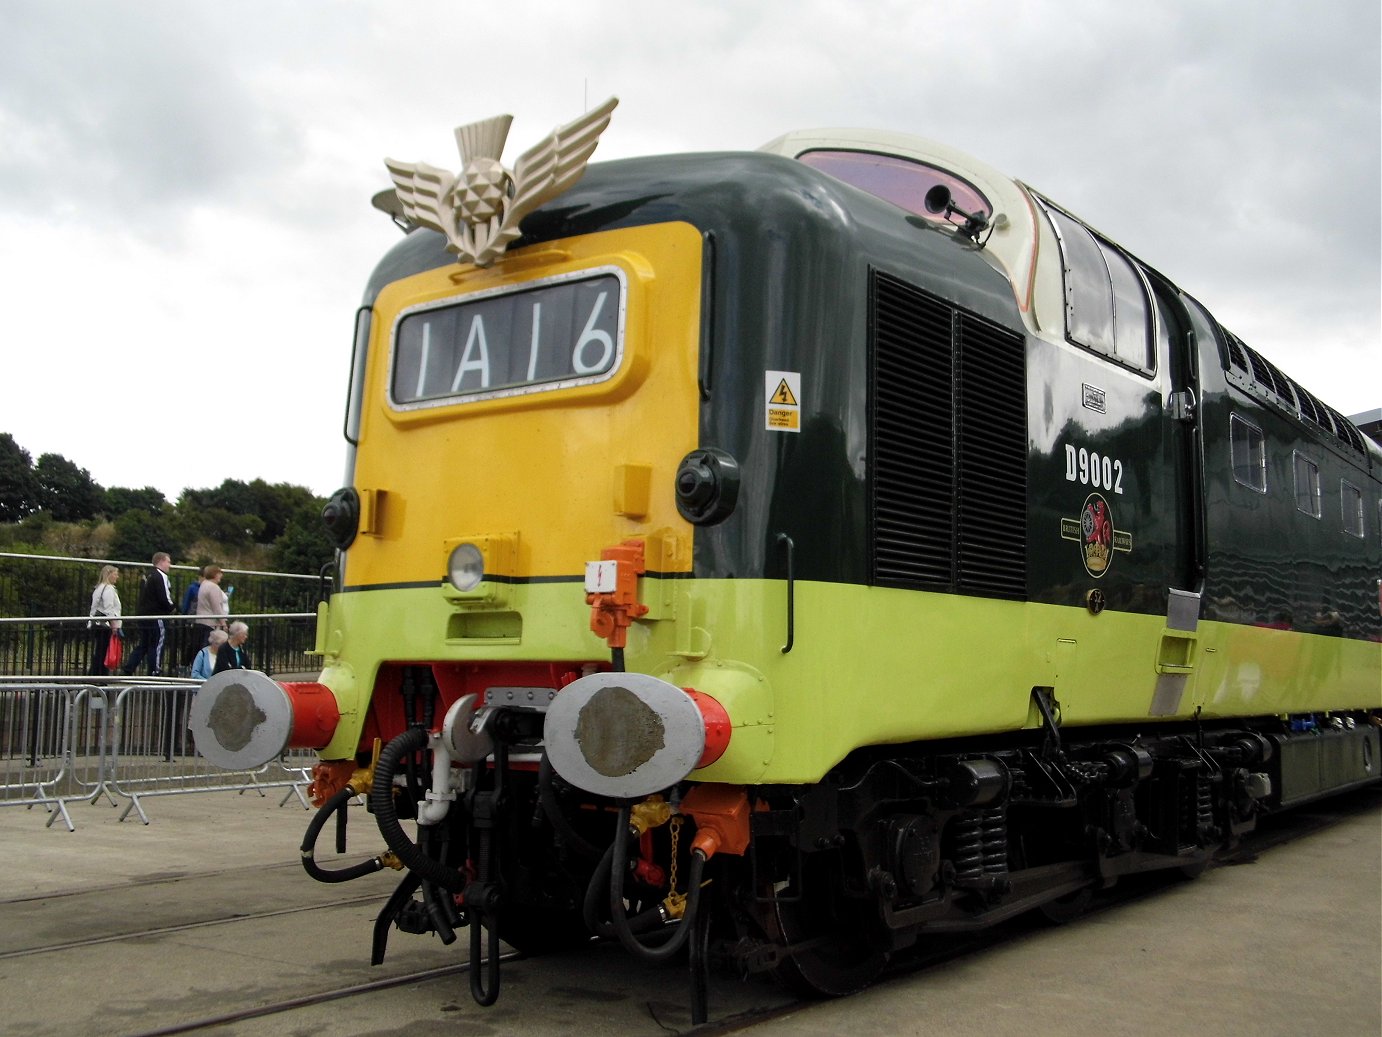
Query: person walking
86 565 123 676
193 566 230 658
125 552 178 677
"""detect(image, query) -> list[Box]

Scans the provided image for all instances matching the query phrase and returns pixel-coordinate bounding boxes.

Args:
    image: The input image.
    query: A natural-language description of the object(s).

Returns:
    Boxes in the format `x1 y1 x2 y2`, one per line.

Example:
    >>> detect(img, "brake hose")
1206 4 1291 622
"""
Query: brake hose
370 726 467 892
606 804 708 962
300 785 390 883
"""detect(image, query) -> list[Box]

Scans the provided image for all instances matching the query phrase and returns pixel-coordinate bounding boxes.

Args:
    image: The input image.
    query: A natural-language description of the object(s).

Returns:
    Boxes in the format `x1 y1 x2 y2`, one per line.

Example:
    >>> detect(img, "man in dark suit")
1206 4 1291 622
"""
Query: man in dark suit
125 551 178 677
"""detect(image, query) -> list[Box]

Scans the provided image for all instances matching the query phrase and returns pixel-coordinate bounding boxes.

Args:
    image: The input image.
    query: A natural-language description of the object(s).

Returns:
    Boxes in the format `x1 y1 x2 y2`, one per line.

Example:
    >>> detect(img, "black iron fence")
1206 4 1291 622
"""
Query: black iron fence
0 553 323 678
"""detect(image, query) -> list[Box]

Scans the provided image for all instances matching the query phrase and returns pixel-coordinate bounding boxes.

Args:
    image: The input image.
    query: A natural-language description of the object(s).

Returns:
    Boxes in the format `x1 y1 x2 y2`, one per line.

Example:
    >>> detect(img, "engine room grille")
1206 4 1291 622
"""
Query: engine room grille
869 270 1028 599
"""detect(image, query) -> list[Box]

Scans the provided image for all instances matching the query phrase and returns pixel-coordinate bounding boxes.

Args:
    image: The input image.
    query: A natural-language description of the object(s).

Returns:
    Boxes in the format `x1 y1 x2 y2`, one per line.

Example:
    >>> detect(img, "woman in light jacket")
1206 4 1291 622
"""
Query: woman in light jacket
87 564 122 676
193 566 230 658
190 628 228 681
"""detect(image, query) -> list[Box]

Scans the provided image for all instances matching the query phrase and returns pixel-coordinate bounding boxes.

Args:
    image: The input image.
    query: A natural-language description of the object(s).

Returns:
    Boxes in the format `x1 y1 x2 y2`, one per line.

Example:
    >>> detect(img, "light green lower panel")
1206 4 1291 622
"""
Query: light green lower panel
311 579 1382 783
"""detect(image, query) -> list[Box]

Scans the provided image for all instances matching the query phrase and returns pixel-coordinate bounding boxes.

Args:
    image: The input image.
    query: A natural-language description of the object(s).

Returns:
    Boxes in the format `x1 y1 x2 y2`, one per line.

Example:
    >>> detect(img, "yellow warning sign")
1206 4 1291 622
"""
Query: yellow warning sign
765 370 801 433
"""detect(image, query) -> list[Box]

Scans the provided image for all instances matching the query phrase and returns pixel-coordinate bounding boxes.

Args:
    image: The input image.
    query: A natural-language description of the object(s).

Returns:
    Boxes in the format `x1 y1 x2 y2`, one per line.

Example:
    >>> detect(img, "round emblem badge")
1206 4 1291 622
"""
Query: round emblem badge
1080 493 1114 578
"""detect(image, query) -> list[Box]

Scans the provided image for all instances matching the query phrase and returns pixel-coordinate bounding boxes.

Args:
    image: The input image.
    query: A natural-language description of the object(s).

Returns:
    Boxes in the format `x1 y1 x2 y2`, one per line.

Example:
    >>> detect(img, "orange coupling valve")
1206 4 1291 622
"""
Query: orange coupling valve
681 783 751 859
586 539 648 650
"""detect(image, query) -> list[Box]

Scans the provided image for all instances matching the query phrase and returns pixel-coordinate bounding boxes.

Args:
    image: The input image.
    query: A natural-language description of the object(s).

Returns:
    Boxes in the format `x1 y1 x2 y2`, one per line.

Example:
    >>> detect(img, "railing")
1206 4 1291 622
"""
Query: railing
0 552 324 677
1 678 319 830
0 613 319 678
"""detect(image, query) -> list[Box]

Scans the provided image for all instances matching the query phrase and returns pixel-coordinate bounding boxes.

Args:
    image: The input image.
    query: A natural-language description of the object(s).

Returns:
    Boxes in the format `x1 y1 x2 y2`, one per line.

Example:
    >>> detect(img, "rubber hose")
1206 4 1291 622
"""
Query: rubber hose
418 826 459 945
369 726 467 892
422 879 458 945
581 840 672 940
301 786 384 884
538 751 602 859
608 805 707 961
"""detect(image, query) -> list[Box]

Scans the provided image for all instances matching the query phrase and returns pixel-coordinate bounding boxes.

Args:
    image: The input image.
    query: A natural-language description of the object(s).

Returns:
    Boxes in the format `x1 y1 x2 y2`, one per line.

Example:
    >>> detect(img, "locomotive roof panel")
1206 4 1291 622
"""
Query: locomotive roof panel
364 149 1024 329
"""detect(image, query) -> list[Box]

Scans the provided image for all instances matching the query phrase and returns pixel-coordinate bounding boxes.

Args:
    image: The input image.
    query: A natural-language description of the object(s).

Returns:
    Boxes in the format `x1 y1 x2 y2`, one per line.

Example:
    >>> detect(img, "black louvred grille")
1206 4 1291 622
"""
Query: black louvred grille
869 270 1027 599
955 314 1028 598
870 273 954 586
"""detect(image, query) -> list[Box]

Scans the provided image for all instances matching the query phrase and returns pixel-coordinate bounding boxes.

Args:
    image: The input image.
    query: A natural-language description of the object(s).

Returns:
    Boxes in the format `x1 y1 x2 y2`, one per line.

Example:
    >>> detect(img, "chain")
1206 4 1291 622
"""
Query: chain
663 816 687 919
668 815 682 891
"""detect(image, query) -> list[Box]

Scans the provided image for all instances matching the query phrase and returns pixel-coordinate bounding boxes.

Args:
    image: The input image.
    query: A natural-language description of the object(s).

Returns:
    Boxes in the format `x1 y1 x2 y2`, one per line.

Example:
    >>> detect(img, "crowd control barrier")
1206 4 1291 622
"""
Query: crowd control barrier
0 678 320 830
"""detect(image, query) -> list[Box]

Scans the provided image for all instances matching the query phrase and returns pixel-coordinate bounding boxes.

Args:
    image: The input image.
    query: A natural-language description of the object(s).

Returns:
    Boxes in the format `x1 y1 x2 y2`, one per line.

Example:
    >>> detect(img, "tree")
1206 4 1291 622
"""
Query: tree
35 453 104 522
104 486 167 517
111 509 184 562
0 433 40 523
272 501 335 577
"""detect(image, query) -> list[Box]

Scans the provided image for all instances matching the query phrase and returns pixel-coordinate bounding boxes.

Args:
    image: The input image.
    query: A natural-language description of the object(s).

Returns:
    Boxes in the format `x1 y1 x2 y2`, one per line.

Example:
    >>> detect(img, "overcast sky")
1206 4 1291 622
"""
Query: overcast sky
2 1 1378 500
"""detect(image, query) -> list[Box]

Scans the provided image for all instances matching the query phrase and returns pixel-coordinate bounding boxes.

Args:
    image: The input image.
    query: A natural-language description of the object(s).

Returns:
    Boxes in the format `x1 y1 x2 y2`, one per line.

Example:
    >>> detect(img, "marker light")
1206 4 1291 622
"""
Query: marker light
447 542 485 591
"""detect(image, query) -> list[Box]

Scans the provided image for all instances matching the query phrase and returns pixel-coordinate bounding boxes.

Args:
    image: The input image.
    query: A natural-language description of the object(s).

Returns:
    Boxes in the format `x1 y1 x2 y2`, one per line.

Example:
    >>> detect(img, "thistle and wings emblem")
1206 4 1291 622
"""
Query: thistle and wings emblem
384 96 619 268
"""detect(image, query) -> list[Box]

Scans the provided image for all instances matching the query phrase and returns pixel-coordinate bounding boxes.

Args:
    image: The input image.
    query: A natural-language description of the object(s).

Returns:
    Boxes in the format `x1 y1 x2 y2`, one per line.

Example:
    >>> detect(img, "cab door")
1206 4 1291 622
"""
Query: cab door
1143 271 1209 715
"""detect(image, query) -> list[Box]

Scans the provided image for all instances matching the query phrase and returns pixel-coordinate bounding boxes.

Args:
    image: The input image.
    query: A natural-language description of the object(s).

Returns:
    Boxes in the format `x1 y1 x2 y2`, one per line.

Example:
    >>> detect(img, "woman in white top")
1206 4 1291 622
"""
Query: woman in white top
191 628 229 680
87 564 122 676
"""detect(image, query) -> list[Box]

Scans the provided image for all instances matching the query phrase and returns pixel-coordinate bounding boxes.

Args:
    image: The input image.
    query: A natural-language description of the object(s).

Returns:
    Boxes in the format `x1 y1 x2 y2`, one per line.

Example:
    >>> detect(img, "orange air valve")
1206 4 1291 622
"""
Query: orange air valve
586 539 648 649
189 670 342 771
681 784 751 858
685 689 731 768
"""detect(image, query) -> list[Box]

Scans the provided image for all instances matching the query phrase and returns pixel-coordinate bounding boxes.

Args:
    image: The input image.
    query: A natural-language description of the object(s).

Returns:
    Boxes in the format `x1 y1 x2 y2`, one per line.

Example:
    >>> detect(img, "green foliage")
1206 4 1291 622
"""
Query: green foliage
111 509 185 562
189 506 266 545
104 486 167 516
272 502 335 579
1 432 329 580
35 453 104 522
0 433 41 522
179 479 315 542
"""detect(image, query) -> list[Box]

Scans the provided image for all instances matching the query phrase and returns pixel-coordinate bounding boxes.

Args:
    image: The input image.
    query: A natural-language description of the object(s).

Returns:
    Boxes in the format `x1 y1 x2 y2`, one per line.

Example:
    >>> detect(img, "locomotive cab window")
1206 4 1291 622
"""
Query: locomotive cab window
1293 453 1321 518
1036 197 1154 374
389 269 626 409
1230 414 1267 493
1340 481 1364 538
796 149 991 225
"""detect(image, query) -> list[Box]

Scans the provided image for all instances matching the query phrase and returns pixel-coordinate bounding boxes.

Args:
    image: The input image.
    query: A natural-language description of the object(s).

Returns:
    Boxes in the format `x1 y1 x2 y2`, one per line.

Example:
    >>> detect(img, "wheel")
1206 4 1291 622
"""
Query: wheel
754 853 889 998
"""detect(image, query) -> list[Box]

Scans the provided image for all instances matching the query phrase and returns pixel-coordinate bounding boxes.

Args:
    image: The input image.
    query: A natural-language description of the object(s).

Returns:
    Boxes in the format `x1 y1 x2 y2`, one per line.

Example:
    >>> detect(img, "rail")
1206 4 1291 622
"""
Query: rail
1 678 319 830
0 613 319 678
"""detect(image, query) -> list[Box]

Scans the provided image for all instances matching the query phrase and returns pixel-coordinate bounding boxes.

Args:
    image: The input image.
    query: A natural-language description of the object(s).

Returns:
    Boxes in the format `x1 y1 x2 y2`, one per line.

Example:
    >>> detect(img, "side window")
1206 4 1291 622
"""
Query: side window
1230 414 1266 493
1292 453 1321 517
1037 198 1153 373
1340 481 1364 538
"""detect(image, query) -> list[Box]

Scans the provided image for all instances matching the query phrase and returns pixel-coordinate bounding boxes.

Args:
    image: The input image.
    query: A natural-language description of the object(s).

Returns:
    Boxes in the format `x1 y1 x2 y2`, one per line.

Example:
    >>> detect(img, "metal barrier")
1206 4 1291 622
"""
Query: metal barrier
0 678 319 829
0 682 113 831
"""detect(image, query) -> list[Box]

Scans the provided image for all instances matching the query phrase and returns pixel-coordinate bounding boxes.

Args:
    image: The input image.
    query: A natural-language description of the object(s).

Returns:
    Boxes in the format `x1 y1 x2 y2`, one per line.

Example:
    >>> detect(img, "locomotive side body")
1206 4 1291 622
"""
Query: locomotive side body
193 116 1380 1014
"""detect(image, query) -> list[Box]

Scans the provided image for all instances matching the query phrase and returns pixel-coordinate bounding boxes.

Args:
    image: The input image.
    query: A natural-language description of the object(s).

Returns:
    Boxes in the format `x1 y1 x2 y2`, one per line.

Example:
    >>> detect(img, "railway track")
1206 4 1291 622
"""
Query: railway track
0 787 1374 1037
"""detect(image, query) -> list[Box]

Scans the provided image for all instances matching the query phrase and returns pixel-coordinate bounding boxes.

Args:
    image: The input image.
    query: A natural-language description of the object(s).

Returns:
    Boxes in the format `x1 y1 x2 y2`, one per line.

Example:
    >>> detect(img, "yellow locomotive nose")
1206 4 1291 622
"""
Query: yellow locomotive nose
543 672 730 798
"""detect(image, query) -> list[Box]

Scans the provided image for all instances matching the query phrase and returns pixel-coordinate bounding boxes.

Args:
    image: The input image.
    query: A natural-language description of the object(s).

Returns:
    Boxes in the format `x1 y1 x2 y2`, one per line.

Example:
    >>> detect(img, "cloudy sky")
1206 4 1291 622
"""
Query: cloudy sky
2 1 1378 500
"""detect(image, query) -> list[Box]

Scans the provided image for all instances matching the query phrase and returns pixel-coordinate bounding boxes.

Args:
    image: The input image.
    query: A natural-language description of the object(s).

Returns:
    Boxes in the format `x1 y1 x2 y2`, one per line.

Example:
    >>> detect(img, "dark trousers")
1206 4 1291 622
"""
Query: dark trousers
89 626 113 676
125 620 167 676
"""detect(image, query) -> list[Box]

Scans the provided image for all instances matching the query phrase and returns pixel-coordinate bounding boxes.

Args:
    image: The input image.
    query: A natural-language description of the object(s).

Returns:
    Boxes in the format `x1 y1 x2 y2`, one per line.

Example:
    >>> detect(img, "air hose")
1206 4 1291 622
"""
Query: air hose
370 726 467 892
581 841 670 940
538 751 603 859
300 786 390 884
605 804 708 962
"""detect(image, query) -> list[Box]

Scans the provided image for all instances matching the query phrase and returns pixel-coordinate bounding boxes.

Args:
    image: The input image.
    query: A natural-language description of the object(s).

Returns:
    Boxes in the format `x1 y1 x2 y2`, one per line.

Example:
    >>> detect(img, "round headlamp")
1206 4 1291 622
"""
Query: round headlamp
447 543 485 592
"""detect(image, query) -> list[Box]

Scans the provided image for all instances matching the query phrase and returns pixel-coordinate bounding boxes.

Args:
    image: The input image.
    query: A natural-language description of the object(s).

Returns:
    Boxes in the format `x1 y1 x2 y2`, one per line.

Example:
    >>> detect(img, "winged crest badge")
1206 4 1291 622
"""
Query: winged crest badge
383 96 619 268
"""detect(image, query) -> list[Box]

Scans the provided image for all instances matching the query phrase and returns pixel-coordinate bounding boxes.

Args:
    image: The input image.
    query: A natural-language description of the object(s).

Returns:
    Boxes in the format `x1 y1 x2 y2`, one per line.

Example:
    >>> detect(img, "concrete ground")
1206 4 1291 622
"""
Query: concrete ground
0 785 1377 1036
